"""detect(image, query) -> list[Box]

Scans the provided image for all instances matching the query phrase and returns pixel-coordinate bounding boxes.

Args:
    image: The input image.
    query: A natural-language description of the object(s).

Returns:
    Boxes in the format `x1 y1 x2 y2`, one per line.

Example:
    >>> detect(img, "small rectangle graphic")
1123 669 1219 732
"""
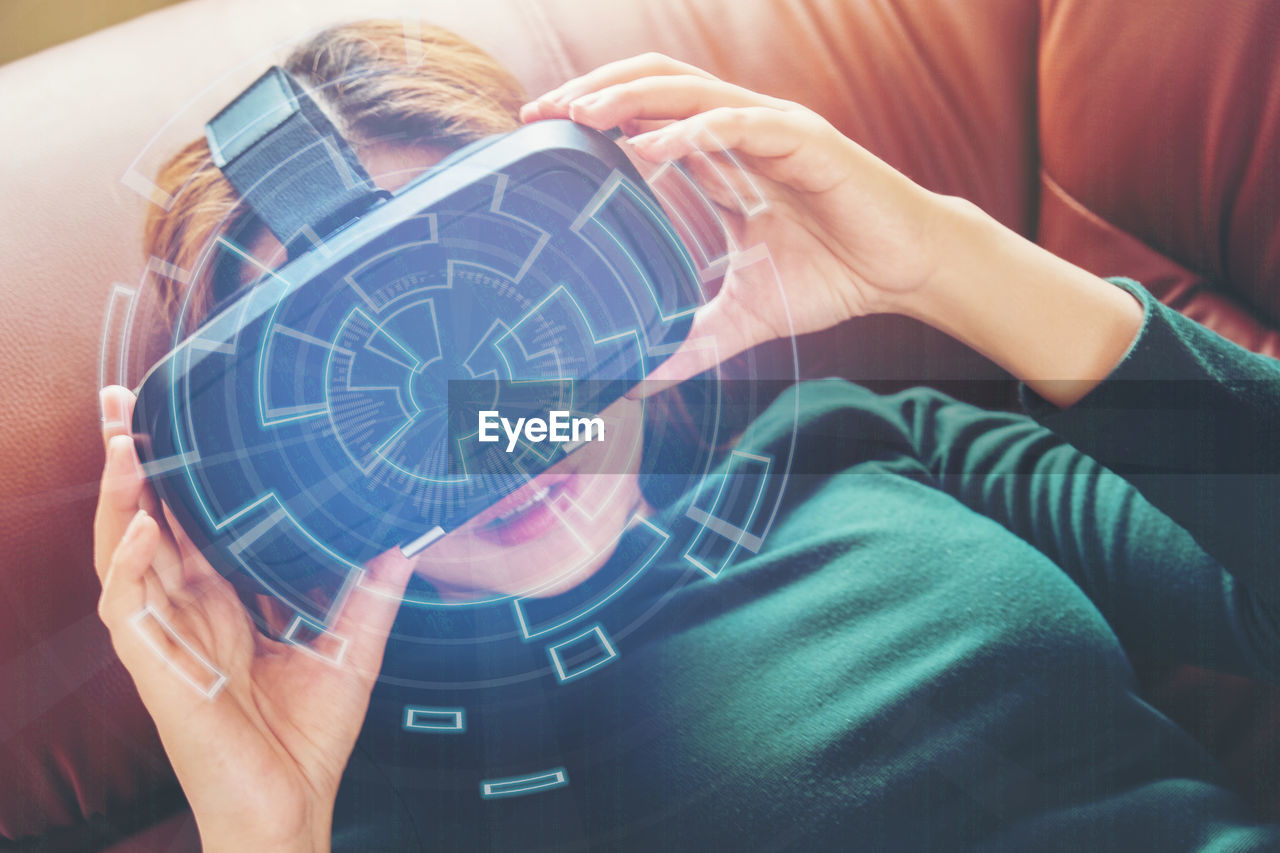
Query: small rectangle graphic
282 614 349 666
546 623 617 683
683 450 771 579
130 606 226 699
480 768 568 799
403 706 466 733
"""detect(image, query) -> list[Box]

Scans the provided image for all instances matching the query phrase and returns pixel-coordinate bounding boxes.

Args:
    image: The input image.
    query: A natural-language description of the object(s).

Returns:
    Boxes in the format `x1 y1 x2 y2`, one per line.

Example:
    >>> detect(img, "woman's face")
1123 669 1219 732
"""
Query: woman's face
239 141 652 602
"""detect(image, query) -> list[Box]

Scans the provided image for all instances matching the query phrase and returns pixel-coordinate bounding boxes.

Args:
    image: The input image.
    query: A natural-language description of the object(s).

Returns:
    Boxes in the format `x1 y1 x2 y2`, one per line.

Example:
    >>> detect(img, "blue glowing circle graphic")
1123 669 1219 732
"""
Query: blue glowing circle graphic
103 62 803 829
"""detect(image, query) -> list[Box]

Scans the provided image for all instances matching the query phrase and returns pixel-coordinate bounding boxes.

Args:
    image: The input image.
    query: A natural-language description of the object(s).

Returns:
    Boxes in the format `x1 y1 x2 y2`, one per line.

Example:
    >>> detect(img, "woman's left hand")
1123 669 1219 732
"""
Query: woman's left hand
95 386 414 852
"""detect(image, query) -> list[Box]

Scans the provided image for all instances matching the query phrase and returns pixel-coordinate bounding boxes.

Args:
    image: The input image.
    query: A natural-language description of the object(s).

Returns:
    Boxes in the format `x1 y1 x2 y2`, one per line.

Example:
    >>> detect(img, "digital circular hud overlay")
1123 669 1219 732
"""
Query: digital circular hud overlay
100 44 800 810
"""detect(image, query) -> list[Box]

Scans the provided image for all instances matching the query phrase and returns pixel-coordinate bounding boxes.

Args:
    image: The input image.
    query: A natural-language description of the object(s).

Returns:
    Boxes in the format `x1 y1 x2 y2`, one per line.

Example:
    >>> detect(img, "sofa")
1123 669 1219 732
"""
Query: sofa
1 0 1277 849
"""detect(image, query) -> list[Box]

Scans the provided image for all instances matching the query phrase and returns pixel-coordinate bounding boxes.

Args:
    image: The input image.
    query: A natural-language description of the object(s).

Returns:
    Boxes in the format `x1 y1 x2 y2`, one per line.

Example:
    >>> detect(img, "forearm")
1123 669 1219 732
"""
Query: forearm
891 196 1144 407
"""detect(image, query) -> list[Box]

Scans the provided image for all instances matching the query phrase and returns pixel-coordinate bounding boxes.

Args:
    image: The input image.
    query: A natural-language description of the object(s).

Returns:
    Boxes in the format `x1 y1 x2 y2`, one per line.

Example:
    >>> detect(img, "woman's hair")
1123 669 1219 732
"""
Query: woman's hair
143 19 525 327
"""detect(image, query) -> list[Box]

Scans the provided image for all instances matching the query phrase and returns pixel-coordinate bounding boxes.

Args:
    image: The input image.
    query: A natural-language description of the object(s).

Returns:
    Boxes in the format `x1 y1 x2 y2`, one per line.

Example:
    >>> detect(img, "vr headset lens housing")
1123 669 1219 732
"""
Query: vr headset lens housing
132 68 699 613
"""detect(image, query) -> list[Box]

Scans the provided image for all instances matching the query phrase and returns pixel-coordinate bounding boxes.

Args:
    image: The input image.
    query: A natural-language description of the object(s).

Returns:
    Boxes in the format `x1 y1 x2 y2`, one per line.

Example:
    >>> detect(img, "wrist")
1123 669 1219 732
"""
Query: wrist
879 192 1144 407
881 192 992 325
201 826 331 853
197 801 333 853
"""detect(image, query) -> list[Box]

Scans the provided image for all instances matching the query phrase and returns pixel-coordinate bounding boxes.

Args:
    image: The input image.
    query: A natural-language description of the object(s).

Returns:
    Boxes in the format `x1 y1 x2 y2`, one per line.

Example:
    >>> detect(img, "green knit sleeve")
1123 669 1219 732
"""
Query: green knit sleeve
883 382 1280 682
730 378 1280 681
1021 277 1280 603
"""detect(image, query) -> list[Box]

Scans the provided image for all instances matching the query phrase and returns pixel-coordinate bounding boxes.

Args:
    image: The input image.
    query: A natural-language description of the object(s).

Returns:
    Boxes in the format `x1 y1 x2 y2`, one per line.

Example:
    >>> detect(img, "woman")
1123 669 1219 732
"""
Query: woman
96 21 1280 852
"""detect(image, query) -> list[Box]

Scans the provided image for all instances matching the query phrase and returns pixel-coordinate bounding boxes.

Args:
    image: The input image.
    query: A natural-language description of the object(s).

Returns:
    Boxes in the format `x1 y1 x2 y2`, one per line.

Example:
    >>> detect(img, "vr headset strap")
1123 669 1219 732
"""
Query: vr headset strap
205 67 383 253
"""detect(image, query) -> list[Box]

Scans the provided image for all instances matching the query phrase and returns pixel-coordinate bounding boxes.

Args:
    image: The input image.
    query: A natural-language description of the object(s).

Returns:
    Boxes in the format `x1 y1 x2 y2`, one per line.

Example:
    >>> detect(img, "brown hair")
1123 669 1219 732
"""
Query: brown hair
142 19 525 326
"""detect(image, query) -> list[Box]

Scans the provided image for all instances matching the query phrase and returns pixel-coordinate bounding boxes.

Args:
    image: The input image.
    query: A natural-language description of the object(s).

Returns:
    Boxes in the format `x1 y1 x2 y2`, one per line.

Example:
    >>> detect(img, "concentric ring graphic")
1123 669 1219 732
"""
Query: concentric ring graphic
99 34 804 812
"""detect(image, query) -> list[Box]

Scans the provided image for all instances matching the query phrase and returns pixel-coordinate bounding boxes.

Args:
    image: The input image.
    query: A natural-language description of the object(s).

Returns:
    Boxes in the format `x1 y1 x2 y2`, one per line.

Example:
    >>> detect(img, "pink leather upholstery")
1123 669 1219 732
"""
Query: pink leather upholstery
0 0 1275 847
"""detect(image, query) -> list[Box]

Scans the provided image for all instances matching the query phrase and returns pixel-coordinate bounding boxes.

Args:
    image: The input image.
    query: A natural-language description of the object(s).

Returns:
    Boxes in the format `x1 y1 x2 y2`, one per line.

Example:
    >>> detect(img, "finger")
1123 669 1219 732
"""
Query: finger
162 501 226 586
99 435 144 515
144 508 190 595
94 435 146 580
98 386 165 518
634 107 860 202
328 549 415 678
618 117 675 139
525 53 719 114
96 385 147 562
100 513 227 707
566 75 789 133
94 433 187 595
520 52 719 121
628 106 813 165
99 385 135 448
98 509 161 632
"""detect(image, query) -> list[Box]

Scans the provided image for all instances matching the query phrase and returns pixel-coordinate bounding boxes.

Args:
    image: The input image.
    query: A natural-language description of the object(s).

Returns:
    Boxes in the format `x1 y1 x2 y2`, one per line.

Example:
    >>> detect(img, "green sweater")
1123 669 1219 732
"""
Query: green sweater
335 279 1280 851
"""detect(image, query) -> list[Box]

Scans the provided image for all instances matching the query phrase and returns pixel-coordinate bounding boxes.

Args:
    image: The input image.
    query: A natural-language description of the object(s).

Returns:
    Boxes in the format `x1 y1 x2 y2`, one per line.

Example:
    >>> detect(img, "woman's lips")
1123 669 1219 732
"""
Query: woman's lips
473 473 576 547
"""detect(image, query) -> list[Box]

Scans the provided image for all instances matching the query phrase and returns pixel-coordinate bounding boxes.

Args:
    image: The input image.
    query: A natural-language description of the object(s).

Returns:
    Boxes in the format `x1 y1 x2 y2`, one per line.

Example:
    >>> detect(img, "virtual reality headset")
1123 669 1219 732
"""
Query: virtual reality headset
131 66 699 604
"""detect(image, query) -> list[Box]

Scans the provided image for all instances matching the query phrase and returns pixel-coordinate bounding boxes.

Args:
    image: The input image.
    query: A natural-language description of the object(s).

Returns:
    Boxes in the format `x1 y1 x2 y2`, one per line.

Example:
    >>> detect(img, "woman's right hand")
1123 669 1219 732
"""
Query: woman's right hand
524 53 1143 406
95 386 413 853
522 53 952 390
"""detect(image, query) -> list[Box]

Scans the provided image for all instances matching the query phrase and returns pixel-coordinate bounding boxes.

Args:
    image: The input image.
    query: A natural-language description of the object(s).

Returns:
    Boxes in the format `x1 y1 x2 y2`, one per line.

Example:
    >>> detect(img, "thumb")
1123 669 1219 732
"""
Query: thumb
327 549 416 678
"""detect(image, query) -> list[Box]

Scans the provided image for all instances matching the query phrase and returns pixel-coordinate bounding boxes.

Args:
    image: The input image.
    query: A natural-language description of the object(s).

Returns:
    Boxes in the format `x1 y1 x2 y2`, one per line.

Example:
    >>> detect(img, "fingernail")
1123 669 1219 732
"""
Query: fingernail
107 434 143 479
107 433 129 463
